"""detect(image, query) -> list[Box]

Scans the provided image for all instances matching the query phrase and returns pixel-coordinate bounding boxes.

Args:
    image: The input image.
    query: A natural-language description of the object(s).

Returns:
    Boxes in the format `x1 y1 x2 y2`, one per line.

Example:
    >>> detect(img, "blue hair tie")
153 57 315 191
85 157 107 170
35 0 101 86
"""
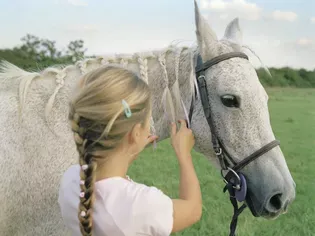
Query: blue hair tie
122 99 132 118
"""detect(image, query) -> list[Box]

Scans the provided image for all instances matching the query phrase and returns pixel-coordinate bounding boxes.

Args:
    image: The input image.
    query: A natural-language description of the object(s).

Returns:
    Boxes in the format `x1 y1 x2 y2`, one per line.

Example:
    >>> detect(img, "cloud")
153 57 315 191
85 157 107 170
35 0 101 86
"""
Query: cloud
311 17 315 24
54 0 88 6
67 0 88 6
200 0 299 23
201 13 209 19
271 10 297 22
219 14 229 20
65 24 100 33
296 38 314 47
200 0 262 21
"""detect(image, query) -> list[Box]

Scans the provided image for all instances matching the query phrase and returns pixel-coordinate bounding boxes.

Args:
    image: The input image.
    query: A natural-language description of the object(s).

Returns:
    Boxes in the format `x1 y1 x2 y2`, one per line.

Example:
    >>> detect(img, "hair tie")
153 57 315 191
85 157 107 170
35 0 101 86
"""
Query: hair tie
122 99 132 118
80 211 86 217
80 192 85 198
80 180 85 185
81 164 88 170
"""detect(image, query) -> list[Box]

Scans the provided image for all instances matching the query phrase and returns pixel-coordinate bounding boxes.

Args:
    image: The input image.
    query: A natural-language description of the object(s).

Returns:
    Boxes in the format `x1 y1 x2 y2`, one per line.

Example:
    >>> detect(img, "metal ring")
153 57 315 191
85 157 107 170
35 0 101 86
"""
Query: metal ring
198 75 205 79
227 167 241 183
221 168 241 190
215 148 222 156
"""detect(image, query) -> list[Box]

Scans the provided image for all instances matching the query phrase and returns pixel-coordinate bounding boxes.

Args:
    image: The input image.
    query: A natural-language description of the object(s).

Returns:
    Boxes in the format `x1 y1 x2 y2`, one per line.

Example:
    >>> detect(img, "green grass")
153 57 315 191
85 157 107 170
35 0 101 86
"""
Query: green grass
128 88 315 236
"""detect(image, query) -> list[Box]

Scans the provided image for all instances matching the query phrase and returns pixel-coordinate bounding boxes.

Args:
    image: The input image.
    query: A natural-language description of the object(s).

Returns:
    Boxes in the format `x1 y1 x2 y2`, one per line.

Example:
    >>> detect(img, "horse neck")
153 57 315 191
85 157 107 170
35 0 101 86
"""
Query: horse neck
52 46 197 140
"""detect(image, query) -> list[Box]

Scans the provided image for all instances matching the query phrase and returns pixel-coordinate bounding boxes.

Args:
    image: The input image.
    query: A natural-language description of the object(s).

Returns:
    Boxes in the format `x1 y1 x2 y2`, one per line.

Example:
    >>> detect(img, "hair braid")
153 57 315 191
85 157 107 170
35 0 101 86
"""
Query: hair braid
70 108 97 236
66 65 152 235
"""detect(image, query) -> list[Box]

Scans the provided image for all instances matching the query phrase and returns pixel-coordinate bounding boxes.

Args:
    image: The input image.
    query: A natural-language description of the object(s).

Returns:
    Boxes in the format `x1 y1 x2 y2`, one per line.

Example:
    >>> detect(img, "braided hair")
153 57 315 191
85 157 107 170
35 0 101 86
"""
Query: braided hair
68 65 151 236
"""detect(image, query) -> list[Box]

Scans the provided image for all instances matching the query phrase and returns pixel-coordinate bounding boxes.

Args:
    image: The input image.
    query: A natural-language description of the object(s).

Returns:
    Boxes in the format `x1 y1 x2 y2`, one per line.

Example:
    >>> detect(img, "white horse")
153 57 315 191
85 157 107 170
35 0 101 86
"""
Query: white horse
0 1 295 235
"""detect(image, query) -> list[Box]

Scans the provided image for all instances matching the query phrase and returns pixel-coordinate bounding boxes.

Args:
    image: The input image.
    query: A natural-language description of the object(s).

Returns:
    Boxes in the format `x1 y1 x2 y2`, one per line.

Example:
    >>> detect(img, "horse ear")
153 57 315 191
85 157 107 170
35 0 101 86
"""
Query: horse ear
222 18 243 46
194 0 218 60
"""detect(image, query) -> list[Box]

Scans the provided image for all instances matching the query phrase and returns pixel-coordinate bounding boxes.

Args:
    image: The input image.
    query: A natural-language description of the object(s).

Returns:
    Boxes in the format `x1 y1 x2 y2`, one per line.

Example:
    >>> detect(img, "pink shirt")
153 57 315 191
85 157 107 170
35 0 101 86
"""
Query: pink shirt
58 165 174 236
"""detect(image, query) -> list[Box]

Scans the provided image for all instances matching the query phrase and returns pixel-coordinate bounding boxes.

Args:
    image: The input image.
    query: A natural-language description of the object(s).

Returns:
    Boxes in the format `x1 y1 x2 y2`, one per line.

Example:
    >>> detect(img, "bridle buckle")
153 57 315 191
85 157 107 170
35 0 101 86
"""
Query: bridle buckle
214 147 222 156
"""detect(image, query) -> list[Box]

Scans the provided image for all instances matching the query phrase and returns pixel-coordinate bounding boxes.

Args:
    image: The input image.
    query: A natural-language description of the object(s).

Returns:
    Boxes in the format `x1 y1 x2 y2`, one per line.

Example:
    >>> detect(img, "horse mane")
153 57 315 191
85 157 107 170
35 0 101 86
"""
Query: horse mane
0 45 199 132
0 41 267 131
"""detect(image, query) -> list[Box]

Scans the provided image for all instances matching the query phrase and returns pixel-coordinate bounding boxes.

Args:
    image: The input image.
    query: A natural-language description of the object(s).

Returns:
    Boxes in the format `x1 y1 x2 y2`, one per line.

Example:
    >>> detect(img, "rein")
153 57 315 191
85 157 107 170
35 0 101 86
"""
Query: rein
188 51 280 236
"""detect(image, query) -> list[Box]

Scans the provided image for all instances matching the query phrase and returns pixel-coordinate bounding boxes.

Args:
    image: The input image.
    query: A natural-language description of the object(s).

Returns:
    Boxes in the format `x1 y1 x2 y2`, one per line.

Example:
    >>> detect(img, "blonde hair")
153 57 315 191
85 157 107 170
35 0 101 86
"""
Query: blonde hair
68 65 151 236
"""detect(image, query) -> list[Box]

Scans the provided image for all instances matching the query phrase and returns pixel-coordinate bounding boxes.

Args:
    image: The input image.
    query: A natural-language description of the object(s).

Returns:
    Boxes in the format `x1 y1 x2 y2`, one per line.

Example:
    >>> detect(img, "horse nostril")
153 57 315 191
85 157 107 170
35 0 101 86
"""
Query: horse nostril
266 193 283 212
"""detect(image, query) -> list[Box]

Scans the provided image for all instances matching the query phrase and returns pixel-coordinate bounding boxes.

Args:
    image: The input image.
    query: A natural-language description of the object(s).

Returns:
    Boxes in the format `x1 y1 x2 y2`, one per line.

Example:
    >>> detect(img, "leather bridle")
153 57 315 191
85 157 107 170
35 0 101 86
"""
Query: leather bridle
187 51 280 236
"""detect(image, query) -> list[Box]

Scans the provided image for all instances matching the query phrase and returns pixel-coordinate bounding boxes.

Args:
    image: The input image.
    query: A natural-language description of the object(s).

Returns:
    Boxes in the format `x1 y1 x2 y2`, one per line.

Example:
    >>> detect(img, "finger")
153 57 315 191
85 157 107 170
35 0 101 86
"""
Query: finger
146 135 159 144
178 119 187 130
170 122 176 137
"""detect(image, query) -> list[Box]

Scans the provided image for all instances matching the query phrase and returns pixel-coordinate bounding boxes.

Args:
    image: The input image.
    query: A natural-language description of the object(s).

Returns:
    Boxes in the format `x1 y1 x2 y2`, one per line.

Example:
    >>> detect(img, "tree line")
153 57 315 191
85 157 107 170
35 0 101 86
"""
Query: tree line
0 34 86 71
1 34 314 88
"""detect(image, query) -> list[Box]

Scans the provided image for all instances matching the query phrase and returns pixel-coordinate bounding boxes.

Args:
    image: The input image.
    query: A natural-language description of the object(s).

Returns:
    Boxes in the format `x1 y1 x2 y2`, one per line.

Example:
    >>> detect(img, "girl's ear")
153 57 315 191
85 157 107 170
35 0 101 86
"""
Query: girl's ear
128 123 142 145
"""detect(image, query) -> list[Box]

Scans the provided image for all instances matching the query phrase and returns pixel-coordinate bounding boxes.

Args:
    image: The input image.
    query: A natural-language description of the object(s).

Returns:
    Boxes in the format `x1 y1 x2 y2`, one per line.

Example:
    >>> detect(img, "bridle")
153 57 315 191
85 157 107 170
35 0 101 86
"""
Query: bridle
187 51 280 236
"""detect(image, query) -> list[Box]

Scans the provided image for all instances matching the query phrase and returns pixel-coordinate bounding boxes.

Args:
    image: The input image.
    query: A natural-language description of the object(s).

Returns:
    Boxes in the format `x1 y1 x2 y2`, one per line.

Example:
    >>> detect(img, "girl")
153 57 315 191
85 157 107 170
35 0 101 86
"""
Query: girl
58 65 202 236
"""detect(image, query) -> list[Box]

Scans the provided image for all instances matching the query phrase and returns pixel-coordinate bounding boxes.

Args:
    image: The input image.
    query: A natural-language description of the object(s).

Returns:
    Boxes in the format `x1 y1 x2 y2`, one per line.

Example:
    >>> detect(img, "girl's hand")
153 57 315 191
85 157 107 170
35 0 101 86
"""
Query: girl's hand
170 120 195 161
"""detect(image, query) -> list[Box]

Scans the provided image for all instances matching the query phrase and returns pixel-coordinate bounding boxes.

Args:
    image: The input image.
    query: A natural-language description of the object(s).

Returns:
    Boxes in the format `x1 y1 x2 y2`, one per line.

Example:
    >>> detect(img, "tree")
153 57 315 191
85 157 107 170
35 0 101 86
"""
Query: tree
19 34 42 60
66 39 86 62
39 39 61 59
0 34 87 70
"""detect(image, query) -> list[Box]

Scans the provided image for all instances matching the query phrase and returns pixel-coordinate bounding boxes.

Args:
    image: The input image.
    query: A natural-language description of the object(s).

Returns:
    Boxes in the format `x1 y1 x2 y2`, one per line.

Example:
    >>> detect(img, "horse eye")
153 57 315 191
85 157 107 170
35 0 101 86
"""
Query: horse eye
221 95 239 108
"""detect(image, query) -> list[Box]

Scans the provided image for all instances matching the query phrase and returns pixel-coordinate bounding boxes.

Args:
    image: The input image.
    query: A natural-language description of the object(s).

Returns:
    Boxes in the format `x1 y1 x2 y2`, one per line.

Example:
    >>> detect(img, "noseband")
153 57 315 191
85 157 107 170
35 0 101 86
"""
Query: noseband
188 52 280 236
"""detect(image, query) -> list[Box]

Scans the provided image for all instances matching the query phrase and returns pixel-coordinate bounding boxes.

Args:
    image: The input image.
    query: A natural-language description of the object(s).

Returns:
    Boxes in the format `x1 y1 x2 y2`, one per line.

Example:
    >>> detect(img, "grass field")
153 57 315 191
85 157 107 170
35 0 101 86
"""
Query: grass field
128 88 315 236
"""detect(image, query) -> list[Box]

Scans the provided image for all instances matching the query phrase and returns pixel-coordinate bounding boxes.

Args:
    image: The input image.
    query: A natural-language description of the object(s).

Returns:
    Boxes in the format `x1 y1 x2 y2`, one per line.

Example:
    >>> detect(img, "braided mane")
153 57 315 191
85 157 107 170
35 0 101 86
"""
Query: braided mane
0 45 199 141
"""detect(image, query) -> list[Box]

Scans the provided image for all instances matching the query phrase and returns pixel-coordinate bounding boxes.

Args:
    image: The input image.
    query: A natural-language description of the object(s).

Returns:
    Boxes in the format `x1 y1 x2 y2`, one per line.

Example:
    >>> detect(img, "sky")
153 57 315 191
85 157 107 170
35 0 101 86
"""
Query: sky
0 0 314 69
